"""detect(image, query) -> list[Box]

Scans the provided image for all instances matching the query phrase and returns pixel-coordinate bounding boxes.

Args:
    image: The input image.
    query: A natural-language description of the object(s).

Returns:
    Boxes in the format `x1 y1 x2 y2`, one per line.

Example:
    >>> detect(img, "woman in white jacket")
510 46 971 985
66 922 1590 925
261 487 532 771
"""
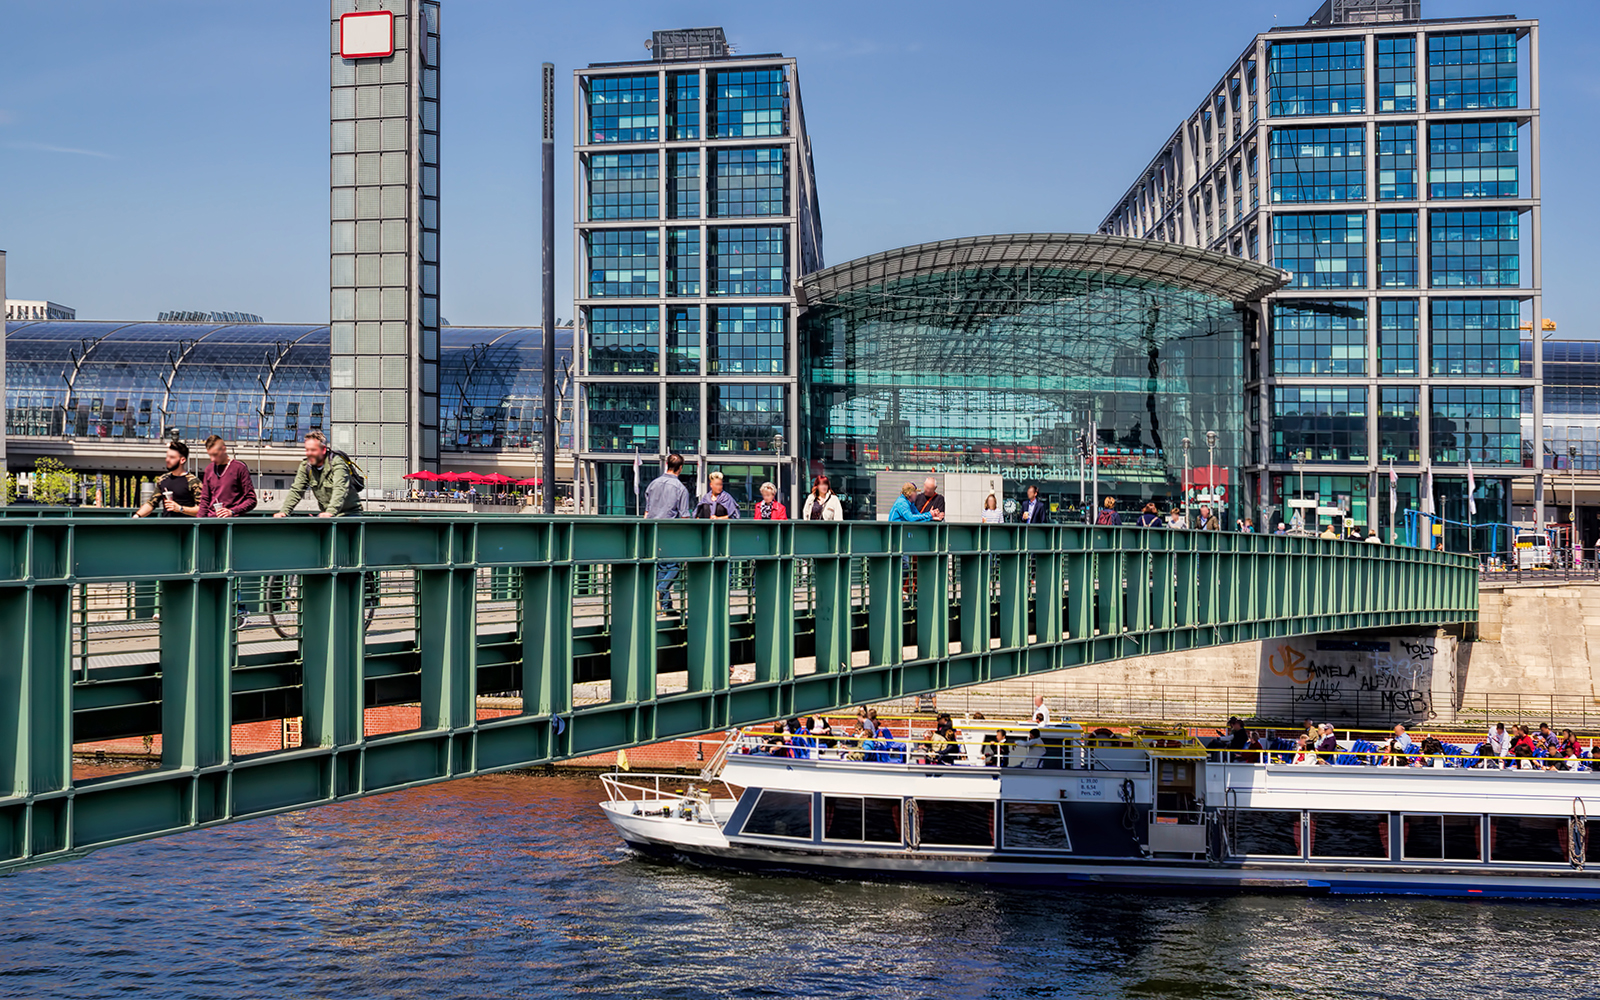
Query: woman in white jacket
804 475 844 521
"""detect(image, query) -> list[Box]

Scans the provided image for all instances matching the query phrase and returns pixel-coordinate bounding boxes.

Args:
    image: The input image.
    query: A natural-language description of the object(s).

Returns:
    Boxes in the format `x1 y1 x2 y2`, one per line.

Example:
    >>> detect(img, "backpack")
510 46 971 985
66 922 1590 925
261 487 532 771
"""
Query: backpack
1096 509 1117 526
328 450 367 495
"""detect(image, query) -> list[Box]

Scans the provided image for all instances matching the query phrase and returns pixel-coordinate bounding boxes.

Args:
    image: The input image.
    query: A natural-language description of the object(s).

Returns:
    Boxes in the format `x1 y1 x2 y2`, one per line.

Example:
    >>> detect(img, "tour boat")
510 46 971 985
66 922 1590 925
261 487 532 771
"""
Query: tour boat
598 719 1600 899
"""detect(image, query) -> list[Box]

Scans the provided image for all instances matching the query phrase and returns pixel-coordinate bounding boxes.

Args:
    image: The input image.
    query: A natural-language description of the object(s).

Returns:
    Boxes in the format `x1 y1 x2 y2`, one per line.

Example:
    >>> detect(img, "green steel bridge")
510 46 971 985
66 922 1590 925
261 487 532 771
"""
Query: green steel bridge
0 513 1477 873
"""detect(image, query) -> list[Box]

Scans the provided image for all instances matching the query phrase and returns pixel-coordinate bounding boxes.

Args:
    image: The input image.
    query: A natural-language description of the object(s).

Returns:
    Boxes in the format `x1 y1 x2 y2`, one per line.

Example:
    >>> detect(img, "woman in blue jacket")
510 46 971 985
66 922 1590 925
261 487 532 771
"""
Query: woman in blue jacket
888 482 940 523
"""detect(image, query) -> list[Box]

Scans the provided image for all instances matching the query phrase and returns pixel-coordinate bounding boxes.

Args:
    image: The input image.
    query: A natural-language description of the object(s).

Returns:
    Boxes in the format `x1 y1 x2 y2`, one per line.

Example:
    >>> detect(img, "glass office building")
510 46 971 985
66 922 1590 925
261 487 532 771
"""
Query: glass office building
800 234 1286 519
573 28 824 513
1099 0 1541 539
3 320 573 501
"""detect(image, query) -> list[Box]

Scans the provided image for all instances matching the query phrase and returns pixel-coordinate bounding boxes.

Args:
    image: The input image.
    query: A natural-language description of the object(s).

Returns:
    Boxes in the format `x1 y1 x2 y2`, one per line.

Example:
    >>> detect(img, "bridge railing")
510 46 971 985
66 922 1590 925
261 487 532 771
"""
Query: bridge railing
0 514 1476 871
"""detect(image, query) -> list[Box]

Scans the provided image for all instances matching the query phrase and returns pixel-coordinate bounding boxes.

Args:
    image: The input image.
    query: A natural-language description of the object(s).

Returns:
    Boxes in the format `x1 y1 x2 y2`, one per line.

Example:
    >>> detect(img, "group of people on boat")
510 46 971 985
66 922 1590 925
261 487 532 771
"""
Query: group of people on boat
739 704 1074 768
1211 716 1598 771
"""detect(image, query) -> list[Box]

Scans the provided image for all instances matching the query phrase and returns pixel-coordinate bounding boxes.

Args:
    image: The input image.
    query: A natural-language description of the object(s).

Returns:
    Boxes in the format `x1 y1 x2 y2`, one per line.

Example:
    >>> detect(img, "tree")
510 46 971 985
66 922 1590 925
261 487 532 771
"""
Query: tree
2 473 16 505
31 457 75 505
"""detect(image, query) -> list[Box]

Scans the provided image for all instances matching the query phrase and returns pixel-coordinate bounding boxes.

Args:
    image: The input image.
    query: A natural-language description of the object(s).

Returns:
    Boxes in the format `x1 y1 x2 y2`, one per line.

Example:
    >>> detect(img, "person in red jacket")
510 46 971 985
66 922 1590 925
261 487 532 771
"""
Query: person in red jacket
753 481 788 520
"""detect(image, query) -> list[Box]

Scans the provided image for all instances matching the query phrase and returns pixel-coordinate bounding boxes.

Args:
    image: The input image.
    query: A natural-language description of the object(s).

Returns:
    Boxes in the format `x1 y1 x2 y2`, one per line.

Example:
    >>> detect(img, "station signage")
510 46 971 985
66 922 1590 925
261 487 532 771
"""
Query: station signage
340 10 395 60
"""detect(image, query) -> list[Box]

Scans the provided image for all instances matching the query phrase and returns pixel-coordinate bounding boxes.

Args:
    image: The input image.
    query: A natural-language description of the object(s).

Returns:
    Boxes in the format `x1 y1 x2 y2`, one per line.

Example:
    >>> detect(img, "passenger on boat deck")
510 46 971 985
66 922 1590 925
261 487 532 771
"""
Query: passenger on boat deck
1315 724 1339 762
1510 725 1538 760
1538 723 1560 749
1018 729 1045 768
994 729 1012 767
1302 719 1319 744
1243 731 1265 760
1486 722 1510 758
867 708 881 734
1033 696 1052 726
1558 729 1580 758
1382 739 1410 766
1420 735 1446 766
1209 717 1248 752
1476 742 1501 768
981 732 999 767
1392 724 1416 752
1291 735 1318 765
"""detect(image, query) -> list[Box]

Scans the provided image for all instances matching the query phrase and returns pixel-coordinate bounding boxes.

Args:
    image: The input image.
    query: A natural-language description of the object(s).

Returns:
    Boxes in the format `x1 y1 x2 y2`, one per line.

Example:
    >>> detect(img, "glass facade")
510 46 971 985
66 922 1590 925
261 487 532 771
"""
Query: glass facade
587 306 659 375
708 384 785 453
1427 32 1517 111
667 307 700 375
709 227 788 296
4 321 574 454
1269 127 1364 203
1431 386 1521 465
1377 211 1419 288
1429 210 1518 287
667 229 700 297
1272 213 1366 289
1375 36 1417 113
588 229 660 297
1376 124 1418 200
711 69 787 137
1428 121 1518 199
586 382 660 454
712 148 787 217
1378 387 1421 463
667 71 699 140
1271 300 1366 376
710 306 786 375
668 150 700 219
1530 341 1600 472
587 152 658 220
802 251 1250 519
1272 387 1368 463
1268 39 1365 116
1378 299 1420 376
1430 298 1520 376
588 74 658 143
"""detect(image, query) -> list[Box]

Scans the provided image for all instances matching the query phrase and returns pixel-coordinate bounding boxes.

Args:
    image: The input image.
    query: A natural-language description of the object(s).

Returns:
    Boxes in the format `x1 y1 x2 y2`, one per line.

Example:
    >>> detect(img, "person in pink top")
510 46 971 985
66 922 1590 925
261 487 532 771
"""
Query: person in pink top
753 481 788 520
199 434 257 517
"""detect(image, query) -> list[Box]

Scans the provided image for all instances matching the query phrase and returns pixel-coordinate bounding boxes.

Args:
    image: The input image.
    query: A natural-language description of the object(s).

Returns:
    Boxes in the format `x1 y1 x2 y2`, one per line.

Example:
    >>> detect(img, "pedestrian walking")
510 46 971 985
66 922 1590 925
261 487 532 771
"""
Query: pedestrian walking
1166 509 1187 529
134 439 204 518
1197 505 1220 531
1136 502 1162 527
805 475 843 521
273 430 364 517
644 453 694 613
199 434 257 518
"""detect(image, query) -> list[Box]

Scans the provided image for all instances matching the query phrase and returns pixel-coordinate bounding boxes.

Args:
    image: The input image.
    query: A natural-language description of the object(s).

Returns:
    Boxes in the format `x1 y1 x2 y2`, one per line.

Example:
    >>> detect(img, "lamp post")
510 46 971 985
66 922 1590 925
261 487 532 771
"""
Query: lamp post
1181 437 1192 527
1206 430 1218 526
774 432 786 510
1570 444 1579 565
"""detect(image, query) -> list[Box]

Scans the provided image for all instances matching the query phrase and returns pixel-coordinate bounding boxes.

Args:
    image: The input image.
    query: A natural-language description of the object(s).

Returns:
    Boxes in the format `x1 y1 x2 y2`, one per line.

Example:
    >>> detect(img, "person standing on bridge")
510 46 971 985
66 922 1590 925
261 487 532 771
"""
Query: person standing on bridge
199 434 257 518
644 453 694 614
273 430 363 518
134 440 204 518
805 475 843 521
1020 485 1048 526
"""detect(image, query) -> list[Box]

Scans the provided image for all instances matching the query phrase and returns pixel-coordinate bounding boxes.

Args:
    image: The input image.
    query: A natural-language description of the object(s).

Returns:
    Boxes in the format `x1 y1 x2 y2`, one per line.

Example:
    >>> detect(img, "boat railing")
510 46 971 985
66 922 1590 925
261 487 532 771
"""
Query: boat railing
1205 725 1600 773
600 770 738 806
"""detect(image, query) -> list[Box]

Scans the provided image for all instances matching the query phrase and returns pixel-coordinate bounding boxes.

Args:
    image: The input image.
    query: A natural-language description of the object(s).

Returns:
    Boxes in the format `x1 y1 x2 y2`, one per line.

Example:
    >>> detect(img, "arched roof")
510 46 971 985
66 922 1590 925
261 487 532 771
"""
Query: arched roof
799 232 1288 305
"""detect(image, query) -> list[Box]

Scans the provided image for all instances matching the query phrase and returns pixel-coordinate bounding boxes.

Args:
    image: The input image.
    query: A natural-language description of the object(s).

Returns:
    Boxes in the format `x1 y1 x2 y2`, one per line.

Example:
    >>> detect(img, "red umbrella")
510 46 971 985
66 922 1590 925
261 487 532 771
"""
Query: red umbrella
436 471 465 483
403 470 439 481
479 473 515 485
458 472 491 485
515 478 543 486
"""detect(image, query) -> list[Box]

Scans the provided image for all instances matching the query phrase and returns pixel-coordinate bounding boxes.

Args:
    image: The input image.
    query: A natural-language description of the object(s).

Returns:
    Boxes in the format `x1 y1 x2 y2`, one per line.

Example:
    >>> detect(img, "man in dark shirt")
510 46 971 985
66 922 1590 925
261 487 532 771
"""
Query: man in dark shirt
200 434 257 518
916 477 945 518
134 440 204 517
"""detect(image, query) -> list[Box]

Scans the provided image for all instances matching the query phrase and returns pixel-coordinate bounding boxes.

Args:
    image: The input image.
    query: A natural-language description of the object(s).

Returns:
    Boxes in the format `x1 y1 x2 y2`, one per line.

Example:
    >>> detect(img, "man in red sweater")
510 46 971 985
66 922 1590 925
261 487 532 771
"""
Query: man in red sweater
200 434 257 518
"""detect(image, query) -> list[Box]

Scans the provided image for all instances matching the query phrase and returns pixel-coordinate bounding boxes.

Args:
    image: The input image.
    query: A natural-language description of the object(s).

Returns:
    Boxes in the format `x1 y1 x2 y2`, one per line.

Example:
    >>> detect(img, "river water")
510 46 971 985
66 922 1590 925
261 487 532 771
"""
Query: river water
0 772 1589 999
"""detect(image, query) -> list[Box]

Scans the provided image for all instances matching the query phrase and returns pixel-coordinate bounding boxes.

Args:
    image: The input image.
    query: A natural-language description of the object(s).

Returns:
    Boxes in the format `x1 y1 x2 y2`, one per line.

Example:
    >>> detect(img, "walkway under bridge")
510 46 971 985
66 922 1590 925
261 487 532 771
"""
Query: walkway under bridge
0 513 1477 872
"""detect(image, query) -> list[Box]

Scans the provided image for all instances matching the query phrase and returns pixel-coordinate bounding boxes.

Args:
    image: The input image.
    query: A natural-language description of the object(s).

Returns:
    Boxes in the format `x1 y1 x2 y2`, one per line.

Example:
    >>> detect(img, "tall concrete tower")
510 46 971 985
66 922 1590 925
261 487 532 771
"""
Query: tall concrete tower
328 0 441 490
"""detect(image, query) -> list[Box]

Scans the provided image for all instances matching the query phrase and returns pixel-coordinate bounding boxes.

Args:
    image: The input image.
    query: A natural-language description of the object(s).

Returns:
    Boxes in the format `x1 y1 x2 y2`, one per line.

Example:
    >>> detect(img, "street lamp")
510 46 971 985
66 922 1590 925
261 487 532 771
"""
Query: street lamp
774 432 785 509
1181 437 1192 527
1570 444 1579 561
1206 430 1218 524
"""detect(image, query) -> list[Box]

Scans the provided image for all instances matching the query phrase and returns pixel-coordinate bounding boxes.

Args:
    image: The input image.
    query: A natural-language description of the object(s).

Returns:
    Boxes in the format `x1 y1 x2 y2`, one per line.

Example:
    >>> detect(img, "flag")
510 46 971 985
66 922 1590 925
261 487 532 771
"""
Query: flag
1388 459 1398 541
1466 460 1477 516
632 453 642 506
1422 468 1435 515
617 749 631 772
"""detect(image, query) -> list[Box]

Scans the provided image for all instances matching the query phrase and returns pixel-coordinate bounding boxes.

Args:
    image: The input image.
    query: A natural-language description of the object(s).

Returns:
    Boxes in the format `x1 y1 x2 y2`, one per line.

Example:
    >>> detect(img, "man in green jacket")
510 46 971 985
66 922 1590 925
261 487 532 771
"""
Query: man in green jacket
273 430 363 518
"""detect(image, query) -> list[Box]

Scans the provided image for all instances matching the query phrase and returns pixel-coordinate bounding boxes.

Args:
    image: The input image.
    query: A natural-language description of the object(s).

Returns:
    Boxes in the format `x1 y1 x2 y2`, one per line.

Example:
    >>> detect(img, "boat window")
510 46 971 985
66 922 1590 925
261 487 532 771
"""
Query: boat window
1309 812 1389 859
1489 815 1588 864
740 790 813 839
823 796 902 843
917 799 995 848
1231 810 1301 857
1402 815 1481 861
864 797 901 843
1002 802 1072 851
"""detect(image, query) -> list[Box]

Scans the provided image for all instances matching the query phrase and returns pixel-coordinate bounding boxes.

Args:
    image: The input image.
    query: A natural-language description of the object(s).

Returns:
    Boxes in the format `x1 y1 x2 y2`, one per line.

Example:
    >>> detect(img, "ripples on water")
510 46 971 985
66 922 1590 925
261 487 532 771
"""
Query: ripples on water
0 772 1589 999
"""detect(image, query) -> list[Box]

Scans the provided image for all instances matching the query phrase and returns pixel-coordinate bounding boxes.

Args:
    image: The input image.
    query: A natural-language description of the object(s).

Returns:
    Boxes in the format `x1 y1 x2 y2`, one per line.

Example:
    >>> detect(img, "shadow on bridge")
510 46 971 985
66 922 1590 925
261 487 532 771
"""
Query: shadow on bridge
0 513 1476 872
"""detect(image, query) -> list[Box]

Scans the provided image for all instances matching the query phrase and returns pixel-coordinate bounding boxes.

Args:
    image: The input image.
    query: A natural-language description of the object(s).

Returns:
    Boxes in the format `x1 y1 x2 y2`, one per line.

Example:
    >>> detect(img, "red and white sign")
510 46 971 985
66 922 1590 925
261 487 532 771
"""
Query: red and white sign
340 11 395 60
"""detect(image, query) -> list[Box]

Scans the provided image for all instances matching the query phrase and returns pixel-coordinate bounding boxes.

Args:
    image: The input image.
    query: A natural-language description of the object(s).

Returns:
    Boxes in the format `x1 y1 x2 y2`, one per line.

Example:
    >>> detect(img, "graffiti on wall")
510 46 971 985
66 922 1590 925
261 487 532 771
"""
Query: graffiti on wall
1259 636 1437 722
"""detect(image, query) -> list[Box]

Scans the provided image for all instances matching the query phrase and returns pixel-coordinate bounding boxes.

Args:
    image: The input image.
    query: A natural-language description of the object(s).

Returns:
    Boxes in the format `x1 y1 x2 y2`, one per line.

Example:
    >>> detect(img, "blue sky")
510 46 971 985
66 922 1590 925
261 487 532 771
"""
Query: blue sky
2 0 1595 332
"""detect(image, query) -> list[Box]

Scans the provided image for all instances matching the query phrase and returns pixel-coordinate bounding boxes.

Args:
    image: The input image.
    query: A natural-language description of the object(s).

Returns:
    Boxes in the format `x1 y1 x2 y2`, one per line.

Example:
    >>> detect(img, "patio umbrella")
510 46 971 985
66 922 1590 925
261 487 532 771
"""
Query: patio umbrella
403 470 439 481
479 473 515 485
458 472 491 485
436 471 465 483
515 478 543 486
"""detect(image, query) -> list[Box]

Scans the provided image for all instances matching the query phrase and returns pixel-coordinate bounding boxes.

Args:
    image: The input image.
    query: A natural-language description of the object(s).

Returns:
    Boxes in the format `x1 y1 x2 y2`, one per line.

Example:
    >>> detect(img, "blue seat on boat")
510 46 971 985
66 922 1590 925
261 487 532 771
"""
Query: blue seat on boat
1439 742 1468 767
1267 737 1298 763
790 735 813 760
1349 739 1381 765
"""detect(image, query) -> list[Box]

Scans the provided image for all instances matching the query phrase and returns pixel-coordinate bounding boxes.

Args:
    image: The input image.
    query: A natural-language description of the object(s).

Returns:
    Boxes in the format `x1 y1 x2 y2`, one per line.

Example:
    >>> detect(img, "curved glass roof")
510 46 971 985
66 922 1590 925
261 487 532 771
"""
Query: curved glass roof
4 321 575 447
800 232 1289 305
